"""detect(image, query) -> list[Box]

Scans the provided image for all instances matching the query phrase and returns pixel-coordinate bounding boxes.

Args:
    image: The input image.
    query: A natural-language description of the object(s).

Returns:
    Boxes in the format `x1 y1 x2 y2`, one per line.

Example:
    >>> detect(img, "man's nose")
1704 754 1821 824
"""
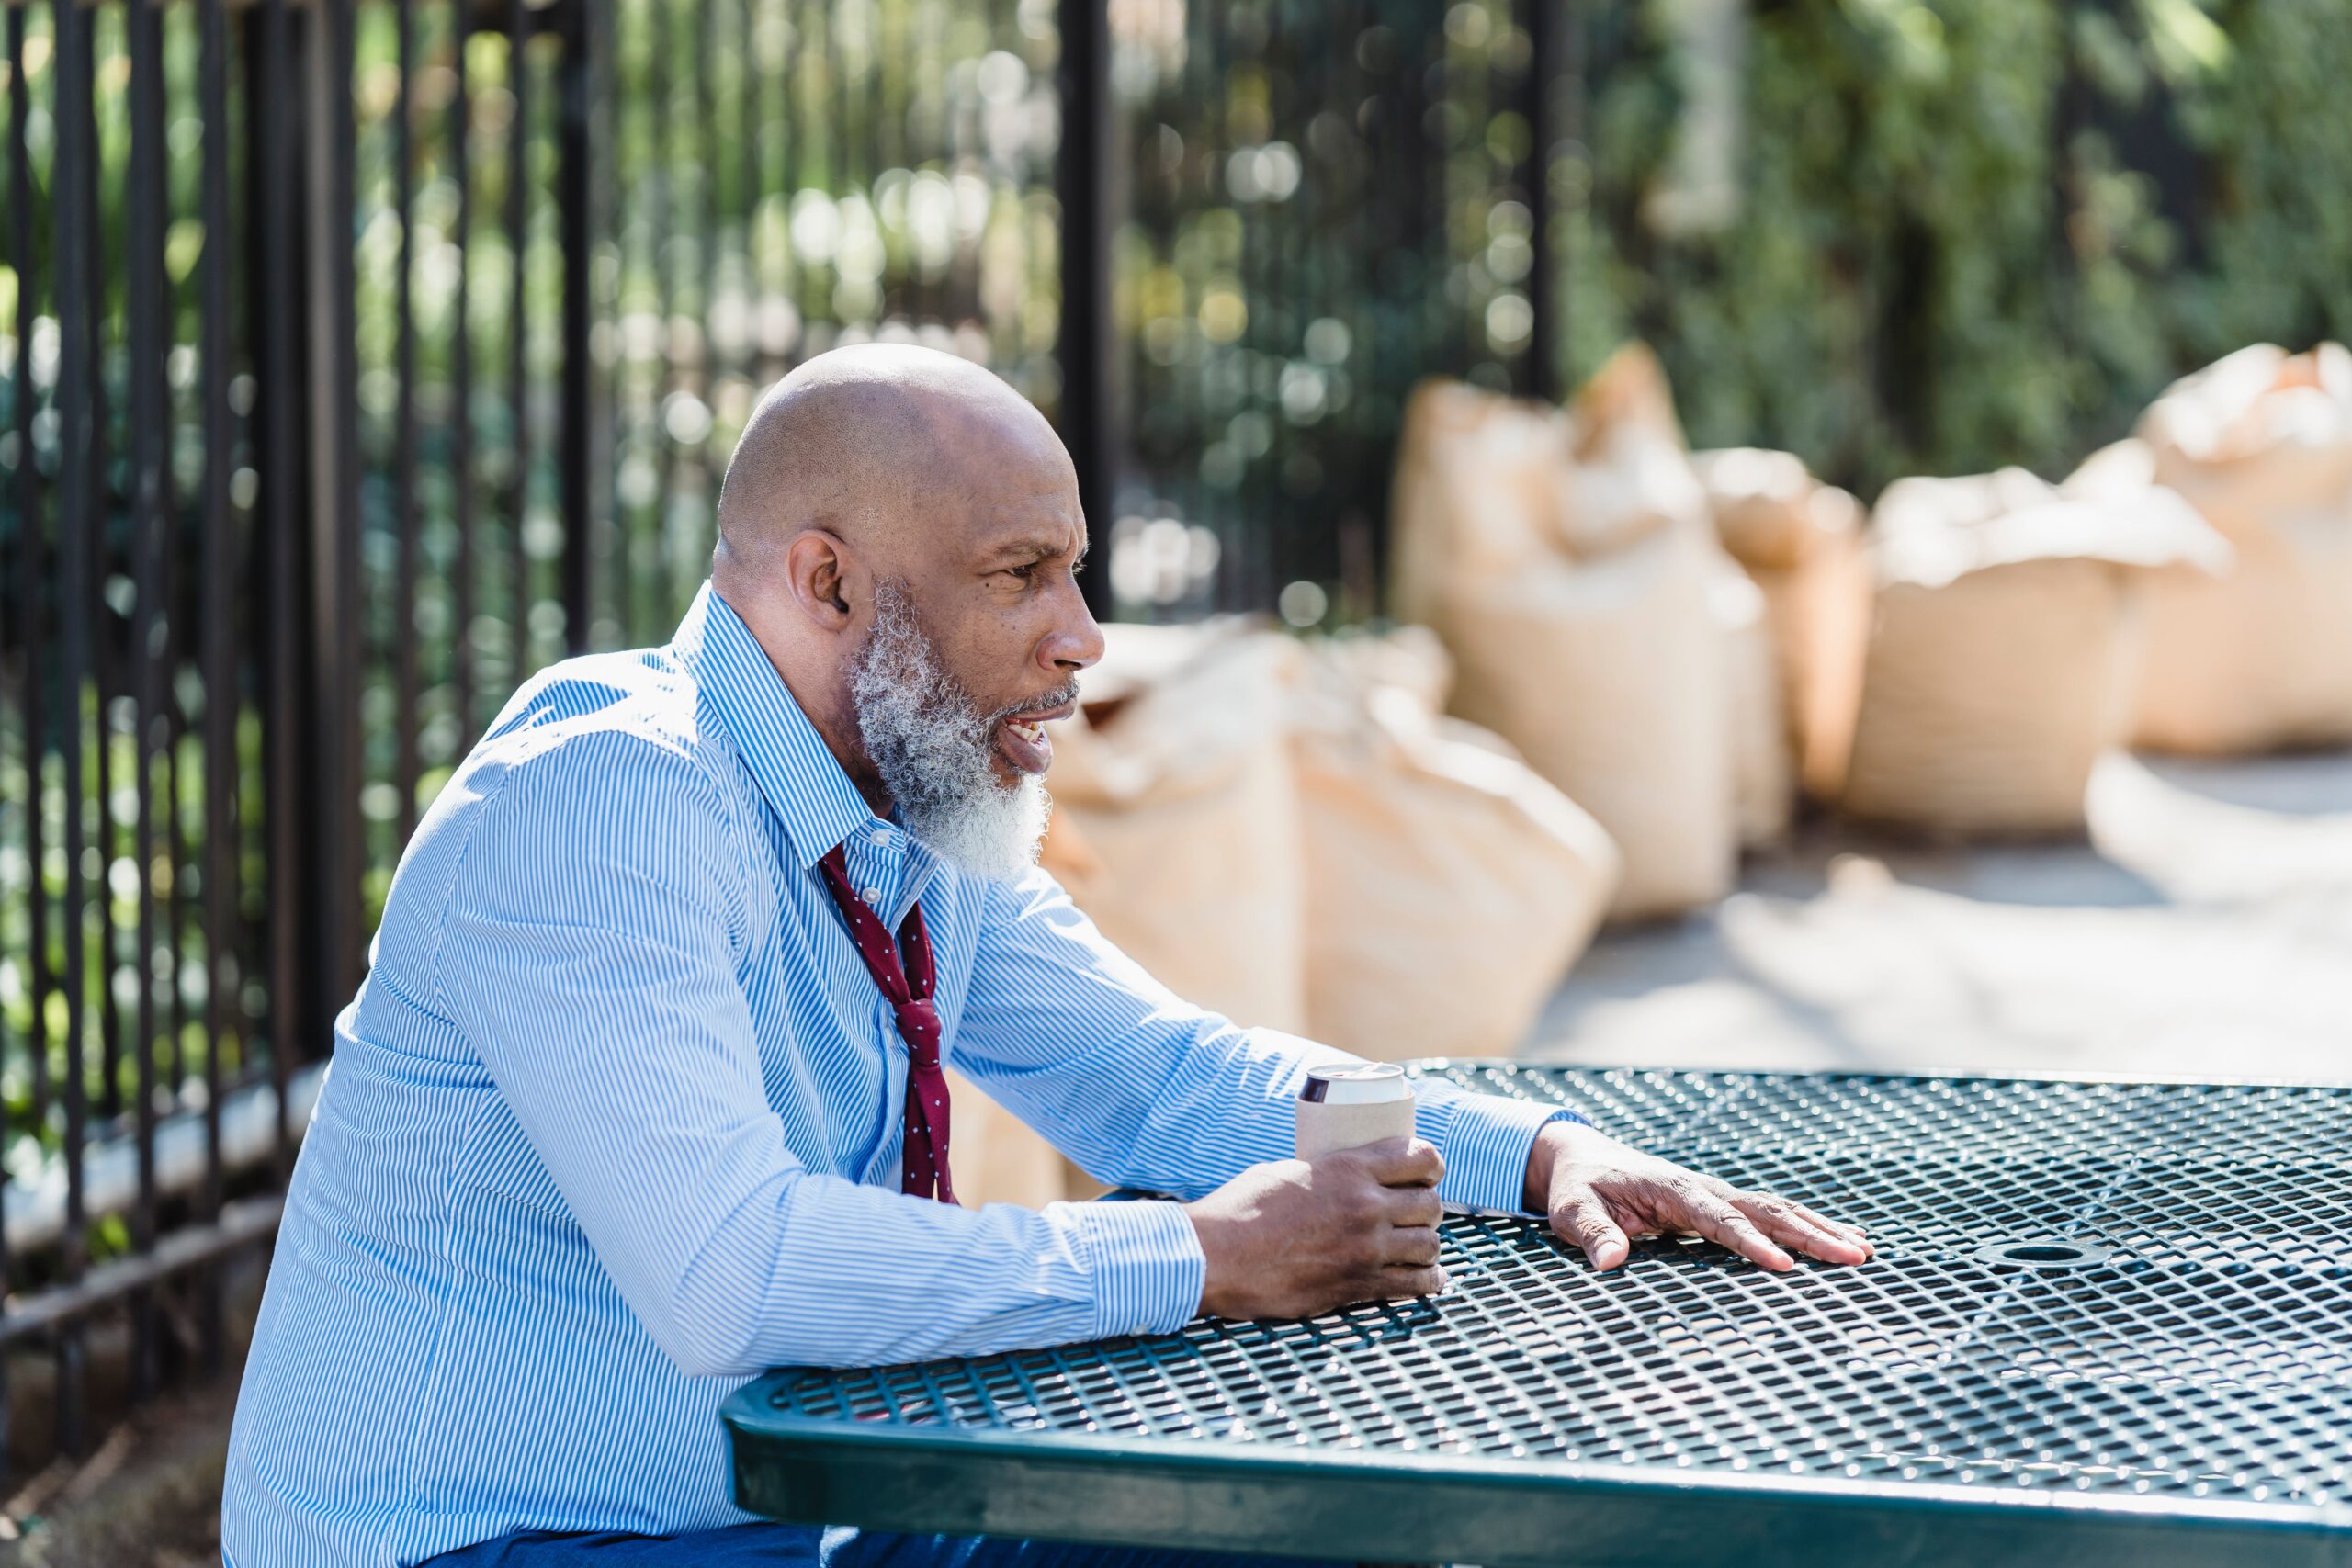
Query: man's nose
1045 583 1105 673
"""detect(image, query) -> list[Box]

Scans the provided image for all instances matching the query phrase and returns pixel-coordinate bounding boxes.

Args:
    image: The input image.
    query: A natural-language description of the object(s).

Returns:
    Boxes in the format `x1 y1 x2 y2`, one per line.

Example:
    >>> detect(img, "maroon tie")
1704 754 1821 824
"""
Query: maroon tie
816 844 956 1204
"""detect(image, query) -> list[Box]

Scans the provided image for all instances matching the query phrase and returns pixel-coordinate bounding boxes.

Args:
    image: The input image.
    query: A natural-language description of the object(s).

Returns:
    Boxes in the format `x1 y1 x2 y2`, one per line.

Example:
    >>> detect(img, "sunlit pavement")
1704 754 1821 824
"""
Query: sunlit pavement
1523 750 2352 1082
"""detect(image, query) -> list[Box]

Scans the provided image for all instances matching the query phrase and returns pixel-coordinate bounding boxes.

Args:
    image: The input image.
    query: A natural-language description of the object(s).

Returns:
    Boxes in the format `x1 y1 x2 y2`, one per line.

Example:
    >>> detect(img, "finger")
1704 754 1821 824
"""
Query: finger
1549 1186 1632 1272
1785 1199 1872 1248
1380 1224 1442 1268
1681 1190 1794 1271
1352 1135 1445 1189
1709 1181 1865 1251
1731 1191 1871 1265
1693 1173 1865 1244
1337 1263 1447 1310
1375 1265 1447 1300
1382 1182 1443 1229
1761 1192 1872 1254
1785 1198 1874 1259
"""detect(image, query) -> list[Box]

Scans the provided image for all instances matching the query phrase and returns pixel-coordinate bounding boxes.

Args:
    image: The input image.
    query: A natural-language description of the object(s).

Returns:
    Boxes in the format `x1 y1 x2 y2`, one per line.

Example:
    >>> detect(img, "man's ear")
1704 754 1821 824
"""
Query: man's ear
783 528 858 631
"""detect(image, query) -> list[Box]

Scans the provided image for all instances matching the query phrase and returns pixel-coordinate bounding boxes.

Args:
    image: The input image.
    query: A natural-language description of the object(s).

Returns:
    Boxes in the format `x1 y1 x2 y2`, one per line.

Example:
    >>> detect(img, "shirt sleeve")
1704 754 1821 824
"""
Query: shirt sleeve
433 734 1205 1380
953 868 1592 1220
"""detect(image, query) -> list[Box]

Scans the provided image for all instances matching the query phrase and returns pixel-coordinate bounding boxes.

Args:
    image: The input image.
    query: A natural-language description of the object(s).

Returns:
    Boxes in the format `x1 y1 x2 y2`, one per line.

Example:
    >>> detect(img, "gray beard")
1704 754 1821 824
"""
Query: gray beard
847 580 1056 882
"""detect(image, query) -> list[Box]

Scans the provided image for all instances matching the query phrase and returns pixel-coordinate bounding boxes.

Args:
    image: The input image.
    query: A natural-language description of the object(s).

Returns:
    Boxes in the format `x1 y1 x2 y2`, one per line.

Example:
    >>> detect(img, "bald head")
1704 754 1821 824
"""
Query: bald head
703 342 1101 824
713 344 1069 583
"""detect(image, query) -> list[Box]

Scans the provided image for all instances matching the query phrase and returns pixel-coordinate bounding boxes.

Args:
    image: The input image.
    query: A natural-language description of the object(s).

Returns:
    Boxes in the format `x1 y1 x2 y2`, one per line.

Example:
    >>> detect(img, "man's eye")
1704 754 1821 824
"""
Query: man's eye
1002 562 1038 581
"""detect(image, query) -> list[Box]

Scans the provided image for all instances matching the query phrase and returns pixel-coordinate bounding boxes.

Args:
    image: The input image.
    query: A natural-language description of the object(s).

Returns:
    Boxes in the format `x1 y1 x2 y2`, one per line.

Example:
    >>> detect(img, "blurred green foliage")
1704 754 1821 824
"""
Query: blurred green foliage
1556 0 2352 496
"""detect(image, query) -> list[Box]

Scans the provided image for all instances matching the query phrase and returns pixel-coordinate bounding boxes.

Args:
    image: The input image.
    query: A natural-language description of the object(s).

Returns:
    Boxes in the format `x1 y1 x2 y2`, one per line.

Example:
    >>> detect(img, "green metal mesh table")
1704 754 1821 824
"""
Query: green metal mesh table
724 1063 2352 1566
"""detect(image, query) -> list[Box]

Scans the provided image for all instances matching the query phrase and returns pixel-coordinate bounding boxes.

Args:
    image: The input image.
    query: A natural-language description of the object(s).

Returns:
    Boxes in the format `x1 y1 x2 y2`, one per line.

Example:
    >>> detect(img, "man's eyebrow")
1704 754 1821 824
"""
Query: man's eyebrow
982 536 1081 566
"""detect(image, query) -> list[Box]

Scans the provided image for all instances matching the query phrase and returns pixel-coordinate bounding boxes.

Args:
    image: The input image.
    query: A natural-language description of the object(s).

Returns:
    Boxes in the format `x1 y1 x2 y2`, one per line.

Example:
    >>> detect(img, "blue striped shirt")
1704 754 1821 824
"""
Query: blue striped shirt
221 584 1578 1567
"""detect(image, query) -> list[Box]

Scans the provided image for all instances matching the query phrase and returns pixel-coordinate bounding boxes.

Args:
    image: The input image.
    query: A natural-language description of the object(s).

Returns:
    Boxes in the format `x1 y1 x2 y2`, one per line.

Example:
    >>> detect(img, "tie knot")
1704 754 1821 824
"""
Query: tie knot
895 997 942 1059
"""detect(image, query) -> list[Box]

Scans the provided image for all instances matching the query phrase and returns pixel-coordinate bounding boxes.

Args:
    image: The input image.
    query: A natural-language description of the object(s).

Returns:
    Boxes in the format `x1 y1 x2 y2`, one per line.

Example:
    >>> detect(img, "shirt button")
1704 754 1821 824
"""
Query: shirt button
870 826 891 846
862 887 883 905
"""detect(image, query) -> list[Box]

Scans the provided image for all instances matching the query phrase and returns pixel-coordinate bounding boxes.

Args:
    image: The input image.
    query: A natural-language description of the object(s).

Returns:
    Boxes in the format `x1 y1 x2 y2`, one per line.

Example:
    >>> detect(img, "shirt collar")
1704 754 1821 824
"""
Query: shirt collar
673 582 881 873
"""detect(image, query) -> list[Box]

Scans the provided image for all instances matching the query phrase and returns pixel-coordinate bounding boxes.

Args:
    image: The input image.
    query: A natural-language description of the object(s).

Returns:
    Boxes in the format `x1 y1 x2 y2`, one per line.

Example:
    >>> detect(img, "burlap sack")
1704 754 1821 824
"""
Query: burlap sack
1388 379 1572 631
1552 344 1708 558
1693 448 1872 802
1712 562 1794 847
1444 516 1738 919
1406 350 1739 919
1781 526 1872 804
1290 637 1619 1062
1388 351 1702 604
1045 622 1311 1033
1841 468 2227 834
2129 343 2352 754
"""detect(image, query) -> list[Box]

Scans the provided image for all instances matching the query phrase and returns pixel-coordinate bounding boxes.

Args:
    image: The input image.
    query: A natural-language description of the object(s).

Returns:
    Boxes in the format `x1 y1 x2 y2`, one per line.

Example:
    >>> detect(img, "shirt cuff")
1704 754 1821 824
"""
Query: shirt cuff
1426 1093 1592 1215
1068 1197 1206 1340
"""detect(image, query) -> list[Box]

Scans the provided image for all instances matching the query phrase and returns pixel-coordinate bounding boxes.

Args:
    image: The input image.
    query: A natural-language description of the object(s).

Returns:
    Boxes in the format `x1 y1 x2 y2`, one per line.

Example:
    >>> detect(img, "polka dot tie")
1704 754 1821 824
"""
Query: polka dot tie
817 844 956 1205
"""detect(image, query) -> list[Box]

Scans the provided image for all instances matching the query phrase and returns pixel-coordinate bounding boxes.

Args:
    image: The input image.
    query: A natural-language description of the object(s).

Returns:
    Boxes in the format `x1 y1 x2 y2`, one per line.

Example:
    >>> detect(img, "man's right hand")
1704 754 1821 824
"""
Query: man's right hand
1182 1137 1447 1320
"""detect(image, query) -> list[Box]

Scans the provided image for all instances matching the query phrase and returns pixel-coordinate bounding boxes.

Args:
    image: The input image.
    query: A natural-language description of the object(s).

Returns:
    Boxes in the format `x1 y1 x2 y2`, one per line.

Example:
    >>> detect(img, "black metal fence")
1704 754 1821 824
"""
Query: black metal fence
0 0 1566 1480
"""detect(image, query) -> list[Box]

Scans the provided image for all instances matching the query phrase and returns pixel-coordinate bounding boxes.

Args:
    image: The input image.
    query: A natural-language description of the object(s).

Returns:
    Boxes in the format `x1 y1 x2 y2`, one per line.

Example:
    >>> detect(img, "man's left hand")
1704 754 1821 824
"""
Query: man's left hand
1523 1120 1873 1273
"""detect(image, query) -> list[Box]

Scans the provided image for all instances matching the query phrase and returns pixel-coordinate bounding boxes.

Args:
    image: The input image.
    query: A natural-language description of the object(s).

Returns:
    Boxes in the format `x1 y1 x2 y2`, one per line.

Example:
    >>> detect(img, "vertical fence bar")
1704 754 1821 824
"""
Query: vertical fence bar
164 604 187 1109
1559 0 1588 393
256 0 303 1177
691 0 710 437
395 0 422 840
736 0 757 336
50 0 94 1457
1 9 20 1474
624 0 654 647
450 0 477 739
650 0 678 626
89 0 119 1129
1057 0 1114 621
8 6 47 1140
92 24 120 1145
157 11 192 1372
198 0 236 1372
127 0 171 1401
310 0 363 1017
506 0 529 694
558 0 593 655
1523 0 1555 403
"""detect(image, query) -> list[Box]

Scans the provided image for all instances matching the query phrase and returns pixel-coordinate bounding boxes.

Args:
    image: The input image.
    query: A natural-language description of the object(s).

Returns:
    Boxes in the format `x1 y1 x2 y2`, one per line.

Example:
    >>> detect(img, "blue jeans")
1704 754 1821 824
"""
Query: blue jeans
425 1523 1353 1568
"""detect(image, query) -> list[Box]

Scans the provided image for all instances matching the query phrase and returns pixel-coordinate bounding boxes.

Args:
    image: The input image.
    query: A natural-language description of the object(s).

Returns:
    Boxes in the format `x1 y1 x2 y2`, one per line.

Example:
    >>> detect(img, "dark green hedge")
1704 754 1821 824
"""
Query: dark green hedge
1556 0 2352 497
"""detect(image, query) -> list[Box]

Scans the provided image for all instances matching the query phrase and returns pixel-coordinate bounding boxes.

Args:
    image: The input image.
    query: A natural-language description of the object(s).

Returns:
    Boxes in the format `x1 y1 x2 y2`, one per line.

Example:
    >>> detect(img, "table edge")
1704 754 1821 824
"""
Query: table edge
719 1395 2352 1536
1402 1057 2352 1092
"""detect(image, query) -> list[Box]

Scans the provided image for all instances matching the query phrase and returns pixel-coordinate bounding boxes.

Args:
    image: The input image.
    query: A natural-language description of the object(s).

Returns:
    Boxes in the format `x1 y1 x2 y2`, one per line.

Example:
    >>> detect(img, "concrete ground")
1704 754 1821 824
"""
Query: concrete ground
1522 749 2352 1081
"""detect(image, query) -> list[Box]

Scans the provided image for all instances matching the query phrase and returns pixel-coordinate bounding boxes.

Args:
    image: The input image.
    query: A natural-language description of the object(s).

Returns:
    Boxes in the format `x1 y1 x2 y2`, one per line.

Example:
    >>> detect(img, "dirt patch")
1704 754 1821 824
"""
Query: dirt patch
0 1380 232 1568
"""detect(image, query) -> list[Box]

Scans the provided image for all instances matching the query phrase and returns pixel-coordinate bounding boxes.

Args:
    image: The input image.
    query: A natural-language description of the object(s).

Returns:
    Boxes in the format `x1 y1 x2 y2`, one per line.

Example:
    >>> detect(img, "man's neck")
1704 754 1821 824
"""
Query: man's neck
715 582 895 819
783 668 894 820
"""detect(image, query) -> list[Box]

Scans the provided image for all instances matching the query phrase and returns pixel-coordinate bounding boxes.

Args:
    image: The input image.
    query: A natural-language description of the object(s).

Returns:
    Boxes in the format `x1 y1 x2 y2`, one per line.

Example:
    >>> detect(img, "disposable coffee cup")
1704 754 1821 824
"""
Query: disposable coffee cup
1294 1063 1417 1160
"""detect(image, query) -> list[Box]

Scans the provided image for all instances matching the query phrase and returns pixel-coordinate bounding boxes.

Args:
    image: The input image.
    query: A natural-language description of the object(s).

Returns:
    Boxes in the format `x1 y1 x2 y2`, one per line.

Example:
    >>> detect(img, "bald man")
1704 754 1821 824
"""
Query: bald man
222 346 1868 1568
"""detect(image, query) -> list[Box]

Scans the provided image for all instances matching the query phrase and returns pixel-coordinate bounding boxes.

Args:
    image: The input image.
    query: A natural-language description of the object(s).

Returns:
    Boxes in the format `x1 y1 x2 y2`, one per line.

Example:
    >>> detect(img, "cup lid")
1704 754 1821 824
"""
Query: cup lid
1299 1062 1412 1104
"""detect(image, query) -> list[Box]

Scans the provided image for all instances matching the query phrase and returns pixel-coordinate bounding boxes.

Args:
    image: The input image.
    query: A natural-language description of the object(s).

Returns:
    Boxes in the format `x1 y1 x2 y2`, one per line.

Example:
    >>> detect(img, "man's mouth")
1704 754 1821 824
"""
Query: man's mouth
992 700 1075 776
